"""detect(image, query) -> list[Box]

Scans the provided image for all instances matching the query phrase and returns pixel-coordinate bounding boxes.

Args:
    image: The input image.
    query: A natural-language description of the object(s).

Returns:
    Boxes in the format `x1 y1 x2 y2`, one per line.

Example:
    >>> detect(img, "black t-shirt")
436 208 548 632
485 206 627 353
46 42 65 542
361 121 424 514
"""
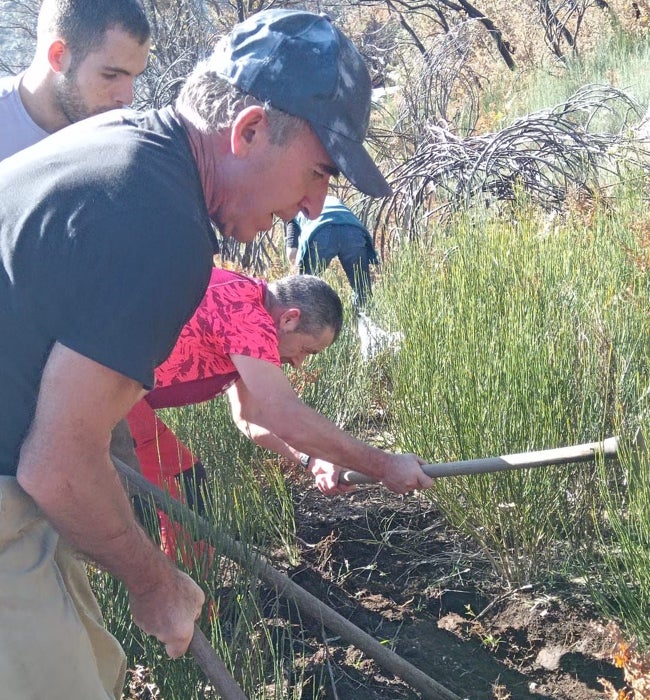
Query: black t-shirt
0 106 217 475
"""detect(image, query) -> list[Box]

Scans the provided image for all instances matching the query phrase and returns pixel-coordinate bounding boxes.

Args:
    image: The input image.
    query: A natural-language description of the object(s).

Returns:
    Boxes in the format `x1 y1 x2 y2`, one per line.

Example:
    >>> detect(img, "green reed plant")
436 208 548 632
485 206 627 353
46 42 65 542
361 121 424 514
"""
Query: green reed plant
162 400 308 695
508 30 650 119
591 417 650 649
284 291 378 433
384 194 649 584
161 399 297 556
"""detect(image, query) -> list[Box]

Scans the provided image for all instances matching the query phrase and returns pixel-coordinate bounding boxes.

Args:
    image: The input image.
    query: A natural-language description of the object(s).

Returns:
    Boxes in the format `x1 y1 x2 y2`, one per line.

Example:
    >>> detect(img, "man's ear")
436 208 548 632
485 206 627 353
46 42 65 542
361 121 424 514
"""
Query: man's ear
278 308 301 332
47 39 71 74
231 105 268 156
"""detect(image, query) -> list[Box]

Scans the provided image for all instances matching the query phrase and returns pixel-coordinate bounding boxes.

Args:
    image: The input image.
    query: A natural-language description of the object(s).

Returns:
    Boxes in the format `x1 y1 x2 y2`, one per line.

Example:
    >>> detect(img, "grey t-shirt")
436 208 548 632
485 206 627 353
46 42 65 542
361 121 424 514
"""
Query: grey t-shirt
0 72 48 161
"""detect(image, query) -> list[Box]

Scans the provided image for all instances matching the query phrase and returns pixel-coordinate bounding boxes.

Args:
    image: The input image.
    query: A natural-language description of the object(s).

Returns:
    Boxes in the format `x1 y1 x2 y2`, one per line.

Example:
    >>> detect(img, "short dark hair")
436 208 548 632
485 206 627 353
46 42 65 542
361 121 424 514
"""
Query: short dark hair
269 275 343 341
38 0 150 64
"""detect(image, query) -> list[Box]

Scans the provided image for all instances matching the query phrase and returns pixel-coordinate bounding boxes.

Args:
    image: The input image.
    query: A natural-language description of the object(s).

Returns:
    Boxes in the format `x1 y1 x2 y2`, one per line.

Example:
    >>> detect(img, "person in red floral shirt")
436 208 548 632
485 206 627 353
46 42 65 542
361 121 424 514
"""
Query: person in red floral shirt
129 267 432 557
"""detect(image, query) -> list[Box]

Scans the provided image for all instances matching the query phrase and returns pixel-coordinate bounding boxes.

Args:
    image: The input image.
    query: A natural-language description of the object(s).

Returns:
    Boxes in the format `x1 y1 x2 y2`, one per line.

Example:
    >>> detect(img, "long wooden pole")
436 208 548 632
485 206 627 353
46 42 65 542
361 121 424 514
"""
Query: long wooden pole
338 436 619 486
188 624 248 700
113 457 462 700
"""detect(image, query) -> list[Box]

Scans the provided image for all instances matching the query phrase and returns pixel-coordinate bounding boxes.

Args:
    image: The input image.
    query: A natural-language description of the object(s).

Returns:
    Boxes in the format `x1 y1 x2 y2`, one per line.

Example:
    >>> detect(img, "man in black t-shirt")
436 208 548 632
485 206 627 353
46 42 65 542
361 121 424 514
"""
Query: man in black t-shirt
0 10 420 699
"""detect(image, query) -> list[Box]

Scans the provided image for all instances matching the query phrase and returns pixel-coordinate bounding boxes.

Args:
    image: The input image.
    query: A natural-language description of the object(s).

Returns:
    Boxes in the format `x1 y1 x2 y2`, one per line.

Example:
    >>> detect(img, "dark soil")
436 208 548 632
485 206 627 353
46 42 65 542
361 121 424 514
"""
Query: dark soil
283 472 624 700
127 469 628 699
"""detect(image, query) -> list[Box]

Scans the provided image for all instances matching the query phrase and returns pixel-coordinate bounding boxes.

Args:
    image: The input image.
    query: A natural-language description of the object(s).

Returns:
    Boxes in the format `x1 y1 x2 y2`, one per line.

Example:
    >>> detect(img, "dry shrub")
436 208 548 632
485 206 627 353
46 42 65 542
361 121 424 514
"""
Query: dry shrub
600 622 650 699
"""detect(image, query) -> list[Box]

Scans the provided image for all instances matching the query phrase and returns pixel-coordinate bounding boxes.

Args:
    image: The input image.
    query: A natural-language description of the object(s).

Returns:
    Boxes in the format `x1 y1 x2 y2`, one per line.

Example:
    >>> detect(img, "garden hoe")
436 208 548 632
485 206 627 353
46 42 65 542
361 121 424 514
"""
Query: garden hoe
338 435 620 486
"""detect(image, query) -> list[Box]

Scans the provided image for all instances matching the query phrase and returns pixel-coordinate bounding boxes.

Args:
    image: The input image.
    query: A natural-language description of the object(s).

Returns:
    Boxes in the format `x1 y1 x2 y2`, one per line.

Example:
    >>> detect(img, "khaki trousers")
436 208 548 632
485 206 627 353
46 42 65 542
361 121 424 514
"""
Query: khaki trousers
0 476 127 699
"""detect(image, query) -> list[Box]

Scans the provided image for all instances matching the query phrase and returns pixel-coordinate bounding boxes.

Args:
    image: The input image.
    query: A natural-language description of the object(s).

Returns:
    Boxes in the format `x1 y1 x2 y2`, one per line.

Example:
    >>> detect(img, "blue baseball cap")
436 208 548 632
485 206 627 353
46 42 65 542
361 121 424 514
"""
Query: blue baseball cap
210 9 392 198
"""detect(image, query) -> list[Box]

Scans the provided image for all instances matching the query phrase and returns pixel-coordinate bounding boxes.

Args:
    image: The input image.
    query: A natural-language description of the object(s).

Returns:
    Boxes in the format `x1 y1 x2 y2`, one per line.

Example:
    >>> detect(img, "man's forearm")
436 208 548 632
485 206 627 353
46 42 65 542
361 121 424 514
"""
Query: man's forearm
17 446 174 595
17 344 206 656
236 416 302 463
252 398 392 480
233 358 430 491
234 365 391 478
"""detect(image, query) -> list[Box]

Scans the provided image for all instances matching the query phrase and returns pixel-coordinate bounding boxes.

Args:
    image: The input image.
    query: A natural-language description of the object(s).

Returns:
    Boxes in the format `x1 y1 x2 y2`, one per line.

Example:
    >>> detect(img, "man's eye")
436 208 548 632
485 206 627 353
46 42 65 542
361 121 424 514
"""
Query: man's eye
102 73 118 80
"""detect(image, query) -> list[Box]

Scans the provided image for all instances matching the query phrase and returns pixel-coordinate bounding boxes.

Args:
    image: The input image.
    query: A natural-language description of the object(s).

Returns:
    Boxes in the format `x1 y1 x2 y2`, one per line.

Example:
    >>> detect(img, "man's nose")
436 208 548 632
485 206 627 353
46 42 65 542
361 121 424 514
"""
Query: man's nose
115 79 135 107
301 179 330 220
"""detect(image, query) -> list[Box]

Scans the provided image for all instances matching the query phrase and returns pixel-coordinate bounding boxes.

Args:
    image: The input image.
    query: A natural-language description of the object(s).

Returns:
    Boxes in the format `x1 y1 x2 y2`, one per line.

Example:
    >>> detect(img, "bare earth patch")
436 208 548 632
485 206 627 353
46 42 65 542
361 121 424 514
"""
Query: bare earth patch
284 473 624 699
127 470 629 699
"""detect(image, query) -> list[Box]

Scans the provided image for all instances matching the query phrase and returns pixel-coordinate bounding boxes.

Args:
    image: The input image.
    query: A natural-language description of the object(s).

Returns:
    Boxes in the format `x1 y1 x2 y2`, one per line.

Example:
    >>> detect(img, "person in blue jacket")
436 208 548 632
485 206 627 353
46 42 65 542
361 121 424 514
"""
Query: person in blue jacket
286 195 379 309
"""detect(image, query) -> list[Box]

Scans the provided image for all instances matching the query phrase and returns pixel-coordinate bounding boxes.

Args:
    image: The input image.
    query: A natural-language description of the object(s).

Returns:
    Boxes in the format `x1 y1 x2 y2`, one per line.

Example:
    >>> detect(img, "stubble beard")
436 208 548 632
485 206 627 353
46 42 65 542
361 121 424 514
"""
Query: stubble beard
53 69 95 125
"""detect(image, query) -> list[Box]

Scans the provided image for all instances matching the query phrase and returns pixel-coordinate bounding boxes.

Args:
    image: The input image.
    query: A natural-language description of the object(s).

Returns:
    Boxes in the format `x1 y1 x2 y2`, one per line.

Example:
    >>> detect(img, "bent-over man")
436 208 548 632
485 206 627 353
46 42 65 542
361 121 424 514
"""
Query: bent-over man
0 10 431 699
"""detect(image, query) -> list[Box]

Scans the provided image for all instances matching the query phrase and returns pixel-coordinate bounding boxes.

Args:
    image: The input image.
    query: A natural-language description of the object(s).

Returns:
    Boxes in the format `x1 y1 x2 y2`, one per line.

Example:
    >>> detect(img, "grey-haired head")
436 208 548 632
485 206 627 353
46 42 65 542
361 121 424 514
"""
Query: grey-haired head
207 9 391 198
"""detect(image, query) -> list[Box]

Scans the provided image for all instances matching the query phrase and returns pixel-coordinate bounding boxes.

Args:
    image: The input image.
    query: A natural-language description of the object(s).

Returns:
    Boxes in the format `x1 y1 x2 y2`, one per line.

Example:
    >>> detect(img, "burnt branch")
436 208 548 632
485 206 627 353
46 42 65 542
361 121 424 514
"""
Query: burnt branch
364 85 649 250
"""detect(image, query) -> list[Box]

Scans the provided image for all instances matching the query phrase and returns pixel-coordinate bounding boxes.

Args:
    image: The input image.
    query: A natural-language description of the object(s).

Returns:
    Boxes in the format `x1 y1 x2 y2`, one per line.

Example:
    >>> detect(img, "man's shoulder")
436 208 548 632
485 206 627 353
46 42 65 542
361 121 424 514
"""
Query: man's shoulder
70 105 182 141
0 73 23 113
195 268 272 339
0 73 48 162
208 266 257 286
0 73 20 99
321 198 365 226
26 106 196 193
204 268 264 309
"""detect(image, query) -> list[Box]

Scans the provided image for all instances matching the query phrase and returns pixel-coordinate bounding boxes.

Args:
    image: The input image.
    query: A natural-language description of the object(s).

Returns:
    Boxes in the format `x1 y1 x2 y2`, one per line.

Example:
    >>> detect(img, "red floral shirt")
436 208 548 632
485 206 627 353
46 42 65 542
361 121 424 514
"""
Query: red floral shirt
147 267 280 409
127 267 281 484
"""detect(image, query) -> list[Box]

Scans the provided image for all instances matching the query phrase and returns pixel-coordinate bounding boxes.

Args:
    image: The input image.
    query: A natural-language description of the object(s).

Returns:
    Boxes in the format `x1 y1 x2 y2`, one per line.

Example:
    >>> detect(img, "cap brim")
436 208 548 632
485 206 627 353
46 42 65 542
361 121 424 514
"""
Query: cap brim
312 124 392 198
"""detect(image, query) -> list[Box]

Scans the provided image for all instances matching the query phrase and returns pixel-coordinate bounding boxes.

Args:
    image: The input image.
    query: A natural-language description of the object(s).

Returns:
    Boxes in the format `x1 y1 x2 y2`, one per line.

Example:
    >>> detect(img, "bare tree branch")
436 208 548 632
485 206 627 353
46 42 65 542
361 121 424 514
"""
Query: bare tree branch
362 85 649 252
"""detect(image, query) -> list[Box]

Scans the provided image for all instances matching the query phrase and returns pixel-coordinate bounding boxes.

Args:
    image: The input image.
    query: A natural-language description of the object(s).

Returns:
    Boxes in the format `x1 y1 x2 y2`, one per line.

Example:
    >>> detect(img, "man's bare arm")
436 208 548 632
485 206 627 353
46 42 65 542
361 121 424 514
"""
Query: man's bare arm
227 381 303 461
227 381 351 495
230 355 432 494
17 343 204 658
